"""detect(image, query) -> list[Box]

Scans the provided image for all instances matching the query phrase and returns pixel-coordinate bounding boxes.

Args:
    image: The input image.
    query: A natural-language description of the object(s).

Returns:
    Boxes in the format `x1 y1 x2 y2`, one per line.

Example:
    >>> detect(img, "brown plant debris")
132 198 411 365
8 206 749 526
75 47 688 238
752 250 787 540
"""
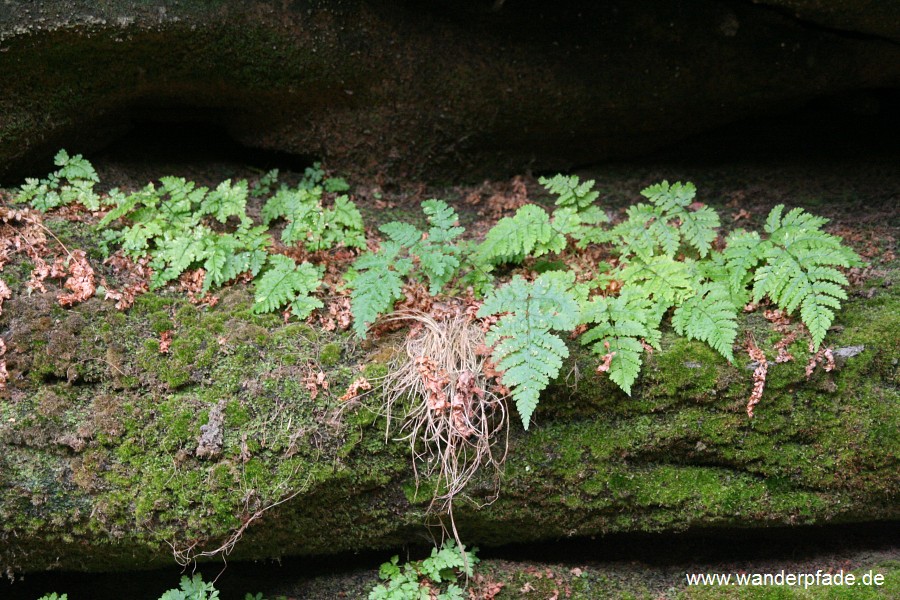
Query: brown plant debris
159 330 174 354
178 269 219 307
806 345 836 379
339 376 372 402
595 341 616 373
57 249 96 307
380 311 508 517
0 278 10 317
102 252 151 310
304 369 329 400
746 336 768 418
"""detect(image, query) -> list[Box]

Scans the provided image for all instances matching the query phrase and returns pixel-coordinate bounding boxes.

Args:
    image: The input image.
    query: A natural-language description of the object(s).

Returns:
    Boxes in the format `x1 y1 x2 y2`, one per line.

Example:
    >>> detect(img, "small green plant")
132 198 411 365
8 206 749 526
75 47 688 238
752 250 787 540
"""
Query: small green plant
36 594 67 600
159 574 220 600
476 271 582 430
348 200 463 337
261 177 364 252
17 149 101 211
369 541 477 600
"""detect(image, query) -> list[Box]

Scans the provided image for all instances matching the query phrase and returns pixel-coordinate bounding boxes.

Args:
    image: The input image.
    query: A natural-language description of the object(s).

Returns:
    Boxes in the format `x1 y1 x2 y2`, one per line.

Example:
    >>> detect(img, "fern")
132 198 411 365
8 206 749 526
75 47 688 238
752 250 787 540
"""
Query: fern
253 254 324 317
349 242 414 337
477 204 566 265
477 272 580 429
750 205 860 349
580 287 661 395
619 254 694 308
612 181 719 259
378 200 464 294
540 174 600 210
262 185 365 251
200 179 249 224
16 149 101 211
671 281 739 362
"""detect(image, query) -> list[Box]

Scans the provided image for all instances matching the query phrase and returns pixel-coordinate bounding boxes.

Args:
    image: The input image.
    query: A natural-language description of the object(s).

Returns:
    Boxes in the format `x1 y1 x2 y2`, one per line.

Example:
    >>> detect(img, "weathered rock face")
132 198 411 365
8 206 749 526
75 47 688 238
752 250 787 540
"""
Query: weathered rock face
1 0 899 183
1 161 898 574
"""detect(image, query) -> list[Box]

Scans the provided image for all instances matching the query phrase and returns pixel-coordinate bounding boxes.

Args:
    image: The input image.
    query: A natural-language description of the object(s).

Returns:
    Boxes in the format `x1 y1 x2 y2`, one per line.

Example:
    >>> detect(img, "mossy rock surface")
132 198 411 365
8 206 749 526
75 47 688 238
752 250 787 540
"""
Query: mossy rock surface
1 242 897 573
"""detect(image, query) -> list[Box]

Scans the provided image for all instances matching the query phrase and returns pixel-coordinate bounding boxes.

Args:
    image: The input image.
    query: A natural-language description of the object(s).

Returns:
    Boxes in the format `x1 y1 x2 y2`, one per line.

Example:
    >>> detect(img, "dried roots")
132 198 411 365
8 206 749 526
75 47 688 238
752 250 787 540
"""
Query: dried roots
380 310 508 518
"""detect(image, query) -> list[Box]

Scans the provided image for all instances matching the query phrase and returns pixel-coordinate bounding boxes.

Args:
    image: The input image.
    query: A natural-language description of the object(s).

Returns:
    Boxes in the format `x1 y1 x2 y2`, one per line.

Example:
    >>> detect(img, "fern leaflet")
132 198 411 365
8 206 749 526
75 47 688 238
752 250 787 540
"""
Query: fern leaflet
477 271 580 429
349 242 414 337
477 204 566 265
253 254 324 317
671 282 739 362
752 205 860 349
580 288 660 395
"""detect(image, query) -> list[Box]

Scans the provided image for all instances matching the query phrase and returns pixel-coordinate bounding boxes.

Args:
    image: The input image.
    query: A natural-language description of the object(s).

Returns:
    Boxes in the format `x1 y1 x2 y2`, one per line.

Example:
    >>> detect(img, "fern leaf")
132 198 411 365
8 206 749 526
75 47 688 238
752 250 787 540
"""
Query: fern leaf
54 149 99 183
671 282 739 362
612 203 680 260
619 255 693 307
200 179 248 223
723 230 768 293
477 272 580 429
752 205 860 349
253 254 323 316
678 205 720 257
380 222 422 248
324 196 366 248
478 204 566 265
349 243 414 337
149 229 208 288
487 318 568 430
640 180 695 212
421 199 462 235
580 288 660 395
540 174 599 210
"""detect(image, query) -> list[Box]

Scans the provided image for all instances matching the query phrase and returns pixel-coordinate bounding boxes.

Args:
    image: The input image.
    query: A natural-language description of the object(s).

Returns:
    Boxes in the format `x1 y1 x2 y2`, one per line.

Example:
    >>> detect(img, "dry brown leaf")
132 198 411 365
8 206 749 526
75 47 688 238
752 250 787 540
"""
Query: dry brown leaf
0 278 11 316
746 337 768 418
159 330 174 354
304 370 329 400
339 376 372 402
57 250 96 307
805 346 836 379
595 341 616 373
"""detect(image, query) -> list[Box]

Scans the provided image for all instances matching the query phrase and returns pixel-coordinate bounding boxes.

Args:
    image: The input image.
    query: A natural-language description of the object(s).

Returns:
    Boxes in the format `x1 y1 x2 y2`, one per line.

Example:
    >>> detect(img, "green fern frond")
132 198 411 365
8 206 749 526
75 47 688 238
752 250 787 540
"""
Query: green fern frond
149 229 210 288
200 179 248 223
678 205 720 258
723 230 769 294
752 205 860 349
323 196 366 249
620 181 720 258
671 282 739 362
349 243 414 337
612 203 680 260
53 149 99 183
579 288 658 395
250 168 280 198
640 180 695 212
619 255 693 307
477 272 580 429
253 254 323 317
421 199 462 235
17 150 101 211
540 174 600 211
478 204 566 265
380 221 422 248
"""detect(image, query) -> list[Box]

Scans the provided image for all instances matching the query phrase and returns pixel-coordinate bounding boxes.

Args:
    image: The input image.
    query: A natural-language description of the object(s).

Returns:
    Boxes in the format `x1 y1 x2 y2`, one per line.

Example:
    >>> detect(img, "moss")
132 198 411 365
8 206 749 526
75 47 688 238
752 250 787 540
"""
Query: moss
0 247 897 573
320 342 343 367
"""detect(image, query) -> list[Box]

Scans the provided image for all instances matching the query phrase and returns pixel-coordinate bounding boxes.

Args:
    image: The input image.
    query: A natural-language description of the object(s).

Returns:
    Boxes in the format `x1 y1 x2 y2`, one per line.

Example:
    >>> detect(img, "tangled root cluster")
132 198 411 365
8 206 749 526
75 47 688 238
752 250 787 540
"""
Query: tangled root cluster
381 310 508 517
